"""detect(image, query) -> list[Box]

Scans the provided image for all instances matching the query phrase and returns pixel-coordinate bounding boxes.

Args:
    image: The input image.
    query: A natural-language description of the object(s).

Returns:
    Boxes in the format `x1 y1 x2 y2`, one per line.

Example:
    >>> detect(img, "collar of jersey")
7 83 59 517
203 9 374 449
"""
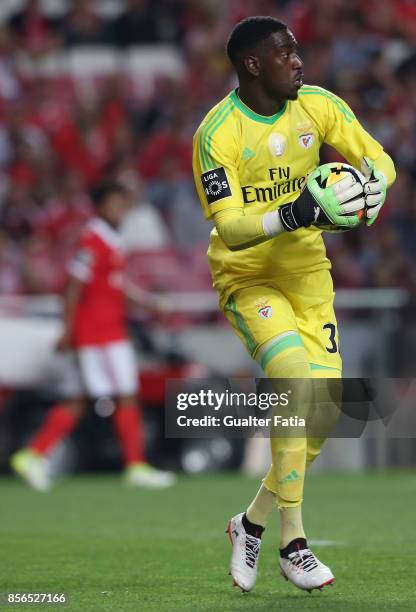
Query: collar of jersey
89 217 122 250
230 89 288 124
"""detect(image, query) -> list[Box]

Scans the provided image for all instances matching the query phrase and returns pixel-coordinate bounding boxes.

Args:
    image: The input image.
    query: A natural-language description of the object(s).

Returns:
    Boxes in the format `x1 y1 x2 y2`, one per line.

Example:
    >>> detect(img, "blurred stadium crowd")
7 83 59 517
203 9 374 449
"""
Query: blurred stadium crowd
0 0 415 297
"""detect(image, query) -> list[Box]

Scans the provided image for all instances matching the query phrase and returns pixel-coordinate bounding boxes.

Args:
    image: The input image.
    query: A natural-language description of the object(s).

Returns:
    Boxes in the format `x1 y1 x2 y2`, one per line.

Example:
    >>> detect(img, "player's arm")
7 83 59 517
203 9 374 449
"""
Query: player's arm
317 88 396 225
193 146 289 250
123 279 169 315
193 123 274 249
212 207 277 250
56 238 95 351
56 274 84 352
211 181 360 249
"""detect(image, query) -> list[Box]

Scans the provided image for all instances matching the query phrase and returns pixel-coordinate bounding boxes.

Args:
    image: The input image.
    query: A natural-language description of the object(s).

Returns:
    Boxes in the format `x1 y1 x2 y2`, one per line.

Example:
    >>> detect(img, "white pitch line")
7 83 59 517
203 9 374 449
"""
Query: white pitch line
308 539 345 547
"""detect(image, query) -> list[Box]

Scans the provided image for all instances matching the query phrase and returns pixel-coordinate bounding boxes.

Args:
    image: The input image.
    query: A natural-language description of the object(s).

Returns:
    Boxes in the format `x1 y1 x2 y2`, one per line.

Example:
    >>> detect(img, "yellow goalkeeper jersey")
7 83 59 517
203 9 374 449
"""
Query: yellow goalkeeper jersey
192 85 384 308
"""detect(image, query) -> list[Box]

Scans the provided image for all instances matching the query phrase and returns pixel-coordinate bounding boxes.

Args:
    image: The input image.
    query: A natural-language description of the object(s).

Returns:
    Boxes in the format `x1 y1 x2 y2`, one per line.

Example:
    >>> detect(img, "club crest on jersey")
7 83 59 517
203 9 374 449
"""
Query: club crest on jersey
296 121 314 149
201 166 232 204
256 299 273 319
268 133 286 157
298 133 314 149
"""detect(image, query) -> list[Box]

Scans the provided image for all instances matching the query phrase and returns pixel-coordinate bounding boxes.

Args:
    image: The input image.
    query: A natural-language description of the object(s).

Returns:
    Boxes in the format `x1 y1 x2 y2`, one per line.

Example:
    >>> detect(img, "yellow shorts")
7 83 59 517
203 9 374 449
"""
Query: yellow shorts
223 269 342 374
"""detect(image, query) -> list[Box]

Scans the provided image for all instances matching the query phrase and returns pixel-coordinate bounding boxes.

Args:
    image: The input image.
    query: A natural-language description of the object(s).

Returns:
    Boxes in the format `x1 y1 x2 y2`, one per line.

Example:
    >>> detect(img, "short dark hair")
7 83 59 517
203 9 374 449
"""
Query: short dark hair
226 16 288 64
90 180 127 208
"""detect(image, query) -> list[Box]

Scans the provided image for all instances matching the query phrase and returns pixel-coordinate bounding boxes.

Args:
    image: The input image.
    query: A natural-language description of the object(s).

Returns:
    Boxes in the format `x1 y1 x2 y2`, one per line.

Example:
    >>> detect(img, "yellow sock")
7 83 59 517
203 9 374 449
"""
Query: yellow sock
306 371 342 468
246 484 276 527
279 504 306 548
260 341 312 508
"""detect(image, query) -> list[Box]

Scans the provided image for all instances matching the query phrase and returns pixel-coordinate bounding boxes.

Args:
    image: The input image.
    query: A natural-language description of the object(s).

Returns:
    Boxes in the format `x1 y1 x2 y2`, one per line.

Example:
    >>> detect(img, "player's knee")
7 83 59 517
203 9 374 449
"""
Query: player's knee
256 335 311 378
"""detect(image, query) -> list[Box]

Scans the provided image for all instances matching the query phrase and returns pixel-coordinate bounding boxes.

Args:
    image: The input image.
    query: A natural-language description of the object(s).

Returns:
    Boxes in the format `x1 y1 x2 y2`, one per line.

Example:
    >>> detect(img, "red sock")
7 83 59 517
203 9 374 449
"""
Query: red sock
112 404 145 466
29 404 80 455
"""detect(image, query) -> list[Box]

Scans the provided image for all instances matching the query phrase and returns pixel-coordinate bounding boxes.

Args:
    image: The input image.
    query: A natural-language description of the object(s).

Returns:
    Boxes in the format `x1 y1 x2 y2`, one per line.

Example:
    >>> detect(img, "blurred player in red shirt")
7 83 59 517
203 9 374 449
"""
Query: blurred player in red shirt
11 181 175 490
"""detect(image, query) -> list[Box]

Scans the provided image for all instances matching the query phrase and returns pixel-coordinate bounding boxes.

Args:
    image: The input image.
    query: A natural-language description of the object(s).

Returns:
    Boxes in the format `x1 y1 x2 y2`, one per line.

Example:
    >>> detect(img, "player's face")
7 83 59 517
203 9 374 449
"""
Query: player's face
258 30 303 101
100 193 129 228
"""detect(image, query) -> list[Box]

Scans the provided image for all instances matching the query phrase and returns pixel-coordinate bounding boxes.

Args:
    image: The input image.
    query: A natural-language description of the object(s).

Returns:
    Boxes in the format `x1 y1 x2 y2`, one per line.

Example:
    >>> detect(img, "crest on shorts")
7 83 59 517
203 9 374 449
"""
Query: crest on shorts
255 298 273 319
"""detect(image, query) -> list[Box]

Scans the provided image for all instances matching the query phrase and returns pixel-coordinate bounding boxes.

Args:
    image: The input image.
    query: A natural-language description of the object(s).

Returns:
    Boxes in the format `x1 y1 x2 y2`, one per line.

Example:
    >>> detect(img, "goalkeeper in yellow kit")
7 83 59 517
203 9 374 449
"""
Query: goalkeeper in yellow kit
192 16 396 593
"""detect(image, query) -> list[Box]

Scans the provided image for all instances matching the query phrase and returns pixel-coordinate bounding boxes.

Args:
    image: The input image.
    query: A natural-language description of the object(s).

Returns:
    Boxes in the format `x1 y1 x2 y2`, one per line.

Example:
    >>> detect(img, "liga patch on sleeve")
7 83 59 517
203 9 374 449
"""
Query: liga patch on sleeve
201 166 232 204
74 248 94 267
68 248 95 281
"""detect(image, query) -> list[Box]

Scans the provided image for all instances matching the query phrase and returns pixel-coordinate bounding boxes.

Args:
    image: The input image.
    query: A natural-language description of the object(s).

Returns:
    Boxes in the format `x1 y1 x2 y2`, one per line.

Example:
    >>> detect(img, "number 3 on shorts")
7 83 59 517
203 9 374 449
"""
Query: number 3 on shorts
323 322 338 354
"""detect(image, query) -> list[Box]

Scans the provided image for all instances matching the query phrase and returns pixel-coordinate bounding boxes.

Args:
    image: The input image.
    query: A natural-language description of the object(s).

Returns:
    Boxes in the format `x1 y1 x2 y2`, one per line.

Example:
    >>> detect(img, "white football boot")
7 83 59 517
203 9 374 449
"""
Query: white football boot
226 512 262 592
10 449 52 492
280 544 335 592
124 463 176 489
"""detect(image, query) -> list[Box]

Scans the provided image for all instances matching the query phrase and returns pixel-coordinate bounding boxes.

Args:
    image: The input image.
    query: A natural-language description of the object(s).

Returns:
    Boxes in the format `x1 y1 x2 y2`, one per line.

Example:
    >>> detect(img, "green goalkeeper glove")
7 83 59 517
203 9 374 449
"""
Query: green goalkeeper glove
278 165 364 231
361 156 387 226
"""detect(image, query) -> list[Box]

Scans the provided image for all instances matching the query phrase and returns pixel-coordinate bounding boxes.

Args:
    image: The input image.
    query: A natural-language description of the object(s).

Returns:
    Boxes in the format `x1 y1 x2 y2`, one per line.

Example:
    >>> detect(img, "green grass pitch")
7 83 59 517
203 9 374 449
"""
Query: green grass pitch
1 471 415 611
